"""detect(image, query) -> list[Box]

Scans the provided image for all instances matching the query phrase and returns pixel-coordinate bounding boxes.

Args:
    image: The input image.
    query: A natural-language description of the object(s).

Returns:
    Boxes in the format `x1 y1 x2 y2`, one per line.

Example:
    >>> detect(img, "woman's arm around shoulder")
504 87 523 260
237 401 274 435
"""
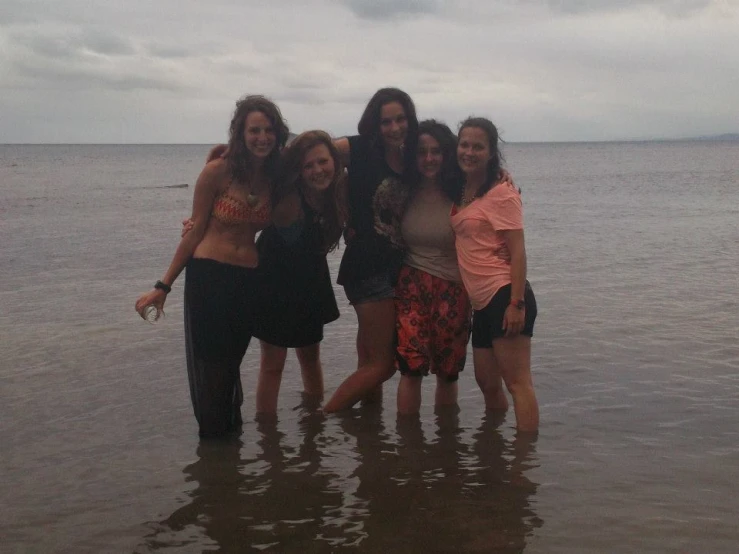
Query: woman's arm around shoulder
333 137 351 168
271 191 305 244
272 191 303 227
205 144 229 164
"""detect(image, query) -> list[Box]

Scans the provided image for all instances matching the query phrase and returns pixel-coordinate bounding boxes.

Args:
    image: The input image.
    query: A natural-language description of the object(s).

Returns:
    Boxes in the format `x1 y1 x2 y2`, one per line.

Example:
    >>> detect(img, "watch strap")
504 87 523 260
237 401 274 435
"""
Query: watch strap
509 298 525 310
154 280 172 294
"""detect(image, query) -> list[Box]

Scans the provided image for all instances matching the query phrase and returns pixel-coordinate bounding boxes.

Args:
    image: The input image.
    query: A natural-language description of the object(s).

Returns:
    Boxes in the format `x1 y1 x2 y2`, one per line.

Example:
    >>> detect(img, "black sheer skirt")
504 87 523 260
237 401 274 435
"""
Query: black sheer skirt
184 258 260 437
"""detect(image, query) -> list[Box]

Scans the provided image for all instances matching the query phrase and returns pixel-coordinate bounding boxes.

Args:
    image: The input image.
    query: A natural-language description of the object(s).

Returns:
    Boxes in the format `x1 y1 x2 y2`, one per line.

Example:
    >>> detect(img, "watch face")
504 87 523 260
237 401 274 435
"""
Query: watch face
514 299 525 309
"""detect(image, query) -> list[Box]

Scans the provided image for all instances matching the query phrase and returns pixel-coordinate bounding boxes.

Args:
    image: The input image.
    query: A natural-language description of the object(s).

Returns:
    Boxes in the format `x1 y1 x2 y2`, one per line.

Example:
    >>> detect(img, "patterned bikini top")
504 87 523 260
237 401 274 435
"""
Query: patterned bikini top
211 187 271 226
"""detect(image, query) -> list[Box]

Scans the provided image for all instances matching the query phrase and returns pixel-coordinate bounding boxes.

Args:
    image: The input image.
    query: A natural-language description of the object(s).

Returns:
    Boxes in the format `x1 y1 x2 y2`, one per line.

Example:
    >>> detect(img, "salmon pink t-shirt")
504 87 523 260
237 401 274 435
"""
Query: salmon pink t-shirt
450 182 523 310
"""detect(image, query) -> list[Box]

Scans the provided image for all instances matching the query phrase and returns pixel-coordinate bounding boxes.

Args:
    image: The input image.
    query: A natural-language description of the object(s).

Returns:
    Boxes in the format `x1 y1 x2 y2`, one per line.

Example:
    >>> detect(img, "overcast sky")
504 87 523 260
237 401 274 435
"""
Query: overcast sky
1 0 737 143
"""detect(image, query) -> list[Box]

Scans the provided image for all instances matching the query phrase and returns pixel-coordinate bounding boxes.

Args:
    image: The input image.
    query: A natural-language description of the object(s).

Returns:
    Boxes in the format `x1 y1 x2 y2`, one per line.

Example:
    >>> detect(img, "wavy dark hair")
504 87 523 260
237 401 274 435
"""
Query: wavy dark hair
357 87 419 183
276 130 348 253
415 119 463 203
226 95 290 186
458 117 505 199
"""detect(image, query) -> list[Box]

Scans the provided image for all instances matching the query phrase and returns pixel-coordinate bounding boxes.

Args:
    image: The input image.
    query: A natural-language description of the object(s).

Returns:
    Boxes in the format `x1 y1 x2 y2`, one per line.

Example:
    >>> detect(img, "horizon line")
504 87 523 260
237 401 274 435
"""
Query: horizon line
3 136 738 147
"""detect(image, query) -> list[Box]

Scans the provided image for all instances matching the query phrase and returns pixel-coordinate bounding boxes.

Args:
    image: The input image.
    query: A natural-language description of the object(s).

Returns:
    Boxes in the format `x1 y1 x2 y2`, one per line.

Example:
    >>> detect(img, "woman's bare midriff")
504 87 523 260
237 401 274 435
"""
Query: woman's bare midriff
193 219 266 268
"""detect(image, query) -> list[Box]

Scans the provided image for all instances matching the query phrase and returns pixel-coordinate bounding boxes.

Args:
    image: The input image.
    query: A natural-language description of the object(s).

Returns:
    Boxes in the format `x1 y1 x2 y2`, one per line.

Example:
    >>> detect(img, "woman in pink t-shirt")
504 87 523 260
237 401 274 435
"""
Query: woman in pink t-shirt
449 117 539 433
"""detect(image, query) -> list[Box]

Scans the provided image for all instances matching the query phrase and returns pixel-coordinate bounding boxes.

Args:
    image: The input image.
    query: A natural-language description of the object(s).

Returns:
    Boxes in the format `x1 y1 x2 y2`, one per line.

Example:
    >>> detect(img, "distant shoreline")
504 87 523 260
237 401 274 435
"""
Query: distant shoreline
2 134 738 146
671 133 739 142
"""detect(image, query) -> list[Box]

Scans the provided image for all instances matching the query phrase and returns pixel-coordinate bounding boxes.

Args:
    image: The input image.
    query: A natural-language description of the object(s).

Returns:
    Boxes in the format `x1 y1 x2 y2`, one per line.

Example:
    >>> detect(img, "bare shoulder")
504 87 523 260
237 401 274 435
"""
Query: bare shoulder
272 191 303 227
195 158 229 189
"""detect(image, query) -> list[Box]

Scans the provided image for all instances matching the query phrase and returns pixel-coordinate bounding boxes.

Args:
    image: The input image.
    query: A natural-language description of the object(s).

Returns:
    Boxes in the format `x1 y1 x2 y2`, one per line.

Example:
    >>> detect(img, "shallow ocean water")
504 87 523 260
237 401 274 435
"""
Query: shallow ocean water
1 141 737 553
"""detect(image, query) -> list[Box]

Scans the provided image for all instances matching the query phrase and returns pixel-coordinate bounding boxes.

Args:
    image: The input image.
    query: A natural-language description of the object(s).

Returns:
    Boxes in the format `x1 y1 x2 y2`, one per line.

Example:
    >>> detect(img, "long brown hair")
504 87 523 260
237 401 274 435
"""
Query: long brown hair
226 95 290 186
276 130 348 252
357 87 420 184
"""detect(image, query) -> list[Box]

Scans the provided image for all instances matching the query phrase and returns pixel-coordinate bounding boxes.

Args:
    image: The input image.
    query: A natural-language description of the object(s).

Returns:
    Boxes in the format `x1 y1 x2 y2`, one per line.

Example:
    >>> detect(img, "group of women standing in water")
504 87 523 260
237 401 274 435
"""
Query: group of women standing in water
135 87 539 437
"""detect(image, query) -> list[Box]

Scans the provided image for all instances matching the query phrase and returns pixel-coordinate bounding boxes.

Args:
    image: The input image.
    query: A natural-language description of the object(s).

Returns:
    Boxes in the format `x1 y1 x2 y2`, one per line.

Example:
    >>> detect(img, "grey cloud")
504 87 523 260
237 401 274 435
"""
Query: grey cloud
277 86 373 107
341 0 442 20
216 58 264 75
1 0 735 143
13 28 135 60
81 31 135 56
13 33 80 60
11 56 189 93
5 29 191 94
143 37 231 60
146 44 195 59
531 0 716 16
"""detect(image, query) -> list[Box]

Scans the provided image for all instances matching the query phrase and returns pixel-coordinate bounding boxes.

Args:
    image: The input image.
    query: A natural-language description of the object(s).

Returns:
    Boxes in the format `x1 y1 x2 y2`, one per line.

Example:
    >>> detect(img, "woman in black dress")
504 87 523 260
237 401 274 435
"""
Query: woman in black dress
186 131 347 417
254 131 347 416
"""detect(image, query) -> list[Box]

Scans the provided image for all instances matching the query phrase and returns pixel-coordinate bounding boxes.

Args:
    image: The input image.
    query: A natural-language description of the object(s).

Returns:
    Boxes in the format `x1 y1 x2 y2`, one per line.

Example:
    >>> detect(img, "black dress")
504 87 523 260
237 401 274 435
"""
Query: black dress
253 195 340 348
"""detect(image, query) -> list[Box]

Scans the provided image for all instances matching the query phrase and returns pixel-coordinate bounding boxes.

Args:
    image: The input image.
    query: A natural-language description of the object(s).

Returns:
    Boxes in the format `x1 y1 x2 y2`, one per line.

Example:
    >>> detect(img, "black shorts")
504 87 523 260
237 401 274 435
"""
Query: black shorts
471 282 537 349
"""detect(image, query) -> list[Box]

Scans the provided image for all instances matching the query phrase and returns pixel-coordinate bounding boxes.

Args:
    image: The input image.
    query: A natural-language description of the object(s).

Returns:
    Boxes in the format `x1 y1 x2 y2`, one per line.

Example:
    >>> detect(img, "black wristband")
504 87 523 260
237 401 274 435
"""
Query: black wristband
154 280 172 294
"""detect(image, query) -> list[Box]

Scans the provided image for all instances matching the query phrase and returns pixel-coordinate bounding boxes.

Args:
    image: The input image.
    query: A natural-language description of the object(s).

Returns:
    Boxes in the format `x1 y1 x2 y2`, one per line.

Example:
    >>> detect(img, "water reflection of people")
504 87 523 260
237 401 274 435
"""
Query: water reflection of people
460 414 543 552
332 409 542 553
139 402 340 552
140 408 541 552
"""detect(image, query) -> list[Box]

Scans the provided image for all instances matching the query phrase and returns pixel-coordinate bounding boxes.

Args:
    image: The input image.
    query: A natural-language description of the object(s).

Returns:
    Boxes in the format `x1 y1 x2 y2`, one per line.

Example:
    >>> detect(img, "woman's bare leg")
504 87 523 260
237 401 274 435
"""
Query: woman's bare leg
323 298 396 413
296 343 324 399
356 332 383 405
473 347 509 412
434 376 458 408
492 336 538 432
256 341 287 416
397 374 422 415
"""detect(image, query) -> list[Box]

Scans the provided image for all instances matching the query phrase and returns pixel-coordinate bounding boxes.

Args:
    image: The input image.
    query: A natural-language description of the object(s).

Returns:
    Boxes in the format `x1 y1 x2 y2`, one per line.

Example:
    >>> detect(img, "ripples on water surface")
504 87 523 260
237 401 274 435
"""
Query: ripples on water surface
1 142 737 553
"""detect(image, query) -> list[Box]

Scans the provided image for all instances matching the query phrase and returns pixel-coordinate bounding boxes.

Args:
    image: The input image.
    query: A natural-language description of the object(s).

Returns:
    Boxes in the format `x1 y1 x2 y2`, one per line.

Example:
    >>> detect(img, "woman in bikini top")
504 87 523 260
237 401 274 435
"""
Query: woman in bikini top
135 93 289 325
210 185 271 228
134 95 290 437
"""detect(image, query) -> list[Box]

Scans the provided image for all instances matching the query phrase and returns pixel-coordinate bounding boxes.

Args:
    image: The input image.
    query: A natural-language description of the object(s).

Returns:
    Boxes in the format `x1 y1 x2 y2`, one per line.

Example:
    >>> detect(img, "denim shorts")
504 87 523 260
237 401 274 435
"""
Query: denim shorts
343 271 396 305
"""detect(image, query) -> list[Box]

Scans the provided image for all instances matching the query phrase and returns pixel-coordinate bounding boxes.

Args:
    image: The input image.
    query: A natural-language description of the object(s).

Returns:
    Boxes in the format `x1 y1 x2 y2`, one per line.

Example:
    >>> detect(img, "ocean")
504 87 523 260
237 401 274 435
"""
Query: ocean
1 141 737 553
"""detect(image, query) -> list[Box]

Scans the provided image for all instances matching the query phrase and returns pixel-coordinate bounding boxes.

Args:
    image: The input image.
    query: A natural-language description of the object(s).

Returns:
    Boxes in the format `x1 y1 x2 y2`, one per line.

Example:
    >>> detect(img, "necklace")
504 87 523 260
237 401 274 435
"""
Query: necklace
460 193 476 207
460 181 479 207
245 178 267 207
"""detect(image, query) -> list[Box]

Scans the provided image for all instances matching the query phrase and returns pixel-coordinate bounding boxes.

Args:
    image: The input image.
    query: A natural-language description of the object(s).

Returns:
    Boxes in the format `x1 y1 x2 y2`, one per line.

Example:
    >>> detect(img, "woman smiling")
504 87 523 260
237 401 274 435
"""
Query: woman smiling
322 87 420 413
135 95 290 437
253 131 347 416
450 117 539 433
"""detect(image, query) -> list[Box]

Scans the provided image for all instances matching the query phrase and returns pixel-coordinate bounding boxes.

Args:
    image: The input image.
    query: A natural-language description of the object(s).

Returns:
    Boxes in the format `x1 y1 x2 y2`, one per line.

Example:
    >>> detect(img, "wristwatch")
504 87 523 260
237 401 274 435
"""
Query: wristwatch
510 298 525 310
154 280 172 294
